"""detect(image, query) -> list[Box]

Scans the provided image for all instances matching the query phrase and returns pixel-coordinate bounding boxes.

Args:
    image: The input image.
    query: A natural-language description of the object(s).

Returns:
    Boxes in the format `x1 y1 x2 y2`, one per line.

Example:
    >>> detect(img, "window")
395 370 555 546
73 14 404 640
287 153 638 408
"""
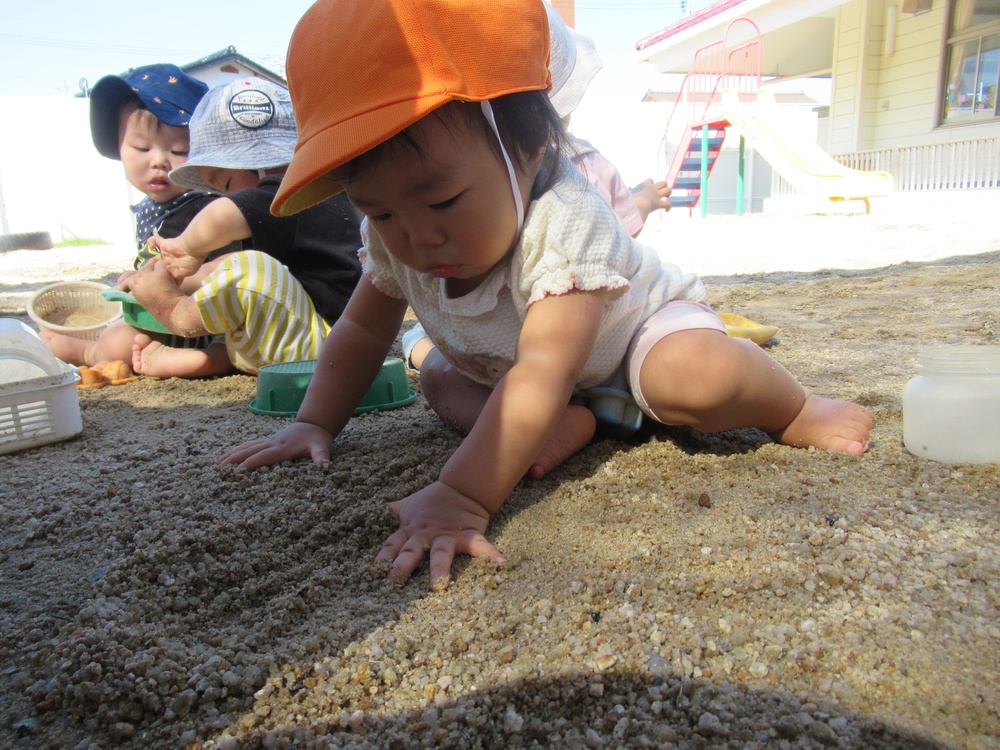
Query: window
943 0 1000 123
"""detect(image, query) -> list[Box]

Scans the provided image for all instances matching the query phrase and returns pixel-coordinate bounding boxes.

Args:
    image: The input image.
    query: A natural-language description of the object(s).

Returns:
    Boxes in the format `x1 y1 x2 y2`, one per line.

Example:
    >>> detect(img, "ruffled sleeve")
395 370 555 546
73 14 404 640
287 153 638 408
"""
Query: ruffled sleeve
513 159 636 310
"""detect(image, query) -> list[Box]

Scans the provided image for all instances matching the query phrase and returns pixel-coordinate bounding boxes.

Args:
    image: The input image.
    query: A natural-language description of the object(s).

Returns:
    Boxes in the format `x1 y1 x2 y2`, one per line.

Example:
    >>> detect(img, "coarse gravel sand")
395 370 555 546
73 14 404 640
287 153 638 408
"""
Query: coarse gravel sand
1 193 998 749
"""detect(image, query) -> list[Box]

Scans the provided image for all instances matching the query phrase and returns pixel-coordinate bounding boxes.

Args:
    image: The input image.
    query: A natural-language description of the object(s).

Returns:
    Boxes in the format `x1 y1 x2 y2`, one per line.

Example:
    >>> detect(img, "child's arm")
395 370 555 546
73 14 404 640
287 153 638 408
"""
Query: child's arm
146 197 252 281
376 287 609 587
219 276 408 467
126 257 210 337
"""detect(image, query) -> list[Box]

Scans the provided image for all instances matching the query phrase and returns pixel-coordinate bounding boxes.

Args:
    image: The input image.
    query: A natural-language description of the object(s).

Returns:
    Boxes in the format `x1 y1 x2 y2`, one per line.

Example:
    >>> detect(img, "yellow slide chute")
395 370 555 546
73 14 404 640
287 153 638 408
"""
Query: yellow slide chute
721 89 893 212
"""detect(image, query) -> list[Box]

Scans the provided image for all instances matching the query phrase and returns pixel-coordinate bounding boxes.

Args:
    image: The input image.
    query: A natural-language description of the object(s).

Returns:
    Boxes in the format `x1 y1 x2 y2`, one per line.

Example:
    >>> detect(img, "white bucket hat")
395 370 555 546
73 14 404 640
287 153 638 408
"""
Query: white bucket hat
169 77 298 192
545 2 603 119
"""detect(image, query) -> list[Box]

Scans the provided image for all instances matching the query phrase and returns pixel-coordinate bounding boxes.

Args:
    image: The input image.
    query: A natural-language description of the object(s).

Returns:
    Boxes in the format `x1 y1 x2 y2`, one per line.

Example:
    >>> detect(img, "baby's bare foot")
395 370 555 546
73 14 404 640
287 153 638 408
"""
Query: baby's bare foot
133 335 233 379
769 392 874 456
131 334 170 377
528 404 597 479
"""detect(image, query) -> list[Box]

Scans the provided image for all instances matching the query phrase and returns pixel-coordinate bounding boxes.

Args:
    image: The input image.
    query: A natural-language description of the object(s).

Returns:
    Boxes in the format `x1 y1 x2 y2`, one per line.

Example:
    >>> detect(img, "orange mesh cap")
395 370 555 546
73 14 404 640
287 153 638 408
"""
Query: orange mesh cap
272 0 552 216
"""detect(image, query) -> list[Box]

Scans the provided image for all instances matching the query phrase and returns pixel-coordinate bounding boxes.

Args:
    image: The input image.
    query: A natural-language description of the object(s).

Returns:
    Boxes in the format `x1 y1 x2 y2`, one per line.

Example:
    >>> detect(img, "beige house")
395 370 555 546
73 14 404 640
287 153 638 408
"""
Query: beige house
635 0 1000 196
71 46 286 100
180 46 286 91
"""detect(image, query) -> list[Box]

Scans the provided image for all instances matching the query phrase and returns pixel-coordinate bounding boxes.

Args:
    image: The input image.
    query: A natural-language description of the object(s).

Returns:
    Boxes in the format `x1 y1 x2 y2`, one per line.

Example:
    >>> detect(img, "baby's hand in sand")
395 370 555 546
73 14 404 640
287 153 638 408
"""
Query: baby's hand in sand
376 482 504 590
146 234 203 281
219 422 334 470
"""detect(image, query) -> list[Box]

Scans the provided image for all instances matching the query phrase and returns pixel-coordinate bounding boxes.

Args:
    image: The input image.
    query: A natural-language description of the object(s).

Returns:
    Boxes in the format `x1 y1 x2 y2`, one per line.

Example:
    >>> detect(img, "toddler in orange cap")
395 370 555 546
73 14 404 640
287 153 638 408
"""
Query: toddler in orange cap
221 0 874 589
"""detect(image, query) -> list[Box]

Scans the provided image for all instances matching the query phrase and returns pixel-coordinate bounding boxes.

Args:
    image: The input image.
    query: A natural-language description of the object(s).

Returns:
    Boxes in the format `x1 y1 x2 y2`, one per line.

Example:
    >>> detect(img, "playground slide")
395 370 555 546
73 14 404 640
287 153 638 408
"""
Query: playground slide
721 89 893 207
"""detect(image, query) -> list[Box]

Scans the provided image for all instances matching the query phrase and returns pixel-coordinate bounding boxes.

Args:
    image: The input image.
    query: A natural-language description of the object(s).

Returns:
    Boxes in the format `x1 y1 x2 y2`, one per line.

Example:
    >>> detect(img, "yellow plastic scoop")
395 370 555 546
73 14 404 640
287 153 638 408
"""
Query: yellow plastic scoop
719 313 779 345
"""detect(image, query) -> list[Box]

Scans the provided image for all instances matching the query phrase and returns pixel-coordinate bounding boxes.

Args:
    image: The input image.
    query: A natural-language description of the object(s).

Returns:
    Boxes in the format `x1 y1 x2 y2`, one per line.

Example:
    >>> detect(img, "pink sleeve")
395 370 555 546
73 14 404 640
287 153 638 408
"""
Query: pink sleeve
574 151 644 236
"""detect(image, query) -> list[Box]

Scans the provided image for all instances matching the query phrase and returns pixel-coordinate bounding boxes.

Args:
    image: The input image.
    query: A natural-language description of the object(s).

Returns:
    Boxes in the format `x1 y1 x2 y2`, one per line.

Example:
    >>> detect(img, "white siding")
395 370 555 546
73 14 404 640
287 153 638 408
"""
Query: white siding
830 1 864 152
870 1 944 144
830 0 1000 151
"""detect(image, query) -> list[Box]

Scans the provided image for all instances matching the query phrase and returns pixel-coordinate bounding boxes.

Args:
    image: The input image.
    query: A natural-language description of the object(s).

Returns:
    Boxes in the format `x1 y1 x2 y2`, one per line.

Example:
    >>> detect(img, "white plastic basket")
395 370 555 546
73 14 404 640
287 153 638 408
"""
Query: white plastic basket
27 281 122 341
0 370 82 455
0 319 83 455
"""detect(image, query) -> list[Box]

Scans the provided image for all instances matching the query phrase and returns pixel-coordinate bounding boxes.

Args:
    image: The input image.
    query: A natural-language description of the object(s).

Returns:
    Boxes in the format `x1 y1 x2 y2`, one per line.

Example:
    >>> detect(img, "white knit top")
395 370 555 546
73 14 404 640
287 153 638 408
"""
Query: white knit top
362 154 705 390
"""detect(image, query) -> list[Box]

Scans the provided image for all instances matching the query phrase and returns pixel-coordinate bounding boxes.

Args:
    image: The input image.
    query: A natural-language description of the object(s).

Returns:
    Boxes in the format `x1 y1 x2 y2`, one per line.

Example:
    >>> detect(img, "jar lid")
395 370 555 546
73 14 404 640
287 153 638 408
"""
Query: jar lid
918 345 1000 375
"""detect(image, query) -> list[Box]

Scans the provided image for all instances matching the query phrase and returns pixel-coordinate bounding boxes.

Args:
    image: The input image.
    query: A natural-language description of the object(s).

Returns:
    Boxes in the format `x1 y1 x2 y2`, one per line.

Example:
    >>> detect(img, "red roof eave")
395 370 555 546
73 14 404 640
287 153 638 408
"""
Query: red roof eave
636 0 751 51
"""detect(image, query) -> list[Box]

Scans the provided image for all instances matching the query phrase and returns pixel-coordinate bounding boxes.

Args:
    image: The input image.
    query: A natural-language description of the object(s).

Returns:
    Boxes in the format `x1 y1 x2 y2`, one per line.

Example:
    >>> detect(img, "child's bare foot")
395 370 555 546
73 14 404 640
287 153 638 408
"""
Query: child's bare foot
132 334 233 378
132 334 172 377
528 404 597 479
38 329 90 365
769 392 874 456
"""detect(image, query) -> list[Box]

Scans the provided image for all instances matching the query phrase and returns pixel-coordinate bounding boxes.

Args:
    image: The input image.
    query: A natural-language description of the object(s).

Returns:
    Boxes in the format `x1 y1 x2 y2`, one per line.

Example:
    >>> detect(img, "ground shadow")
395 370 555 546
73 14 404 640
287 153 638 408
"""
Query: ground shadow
211 667 957 749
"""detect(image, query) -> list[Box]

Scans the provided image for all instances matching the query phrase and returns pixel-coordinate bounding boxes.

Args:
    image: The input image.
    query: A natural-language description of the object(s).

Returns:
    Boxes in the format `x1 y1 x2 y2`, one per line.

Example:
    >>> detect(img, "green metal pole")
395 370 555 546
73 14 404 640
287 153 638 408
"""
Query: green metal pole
700 125 709 219
737 134 746 216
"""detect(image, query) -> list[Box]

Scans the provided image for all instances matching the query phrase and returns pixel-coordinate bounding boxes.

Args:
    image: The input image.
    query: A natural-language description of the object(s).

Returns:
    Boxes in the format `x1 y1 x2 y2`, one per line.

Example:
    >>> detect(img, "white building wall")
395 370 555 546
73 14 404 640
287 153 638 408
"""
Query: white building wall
0 97 135 244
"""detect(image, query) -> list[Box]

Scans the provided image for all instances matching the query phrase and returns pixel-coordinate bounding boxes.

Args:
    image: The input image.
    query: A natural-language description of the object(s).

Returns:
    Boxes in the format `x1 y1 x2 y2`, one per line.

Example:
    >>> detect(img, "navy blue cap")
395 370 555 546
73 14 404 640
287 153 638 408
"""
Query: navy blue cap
89 63 209 160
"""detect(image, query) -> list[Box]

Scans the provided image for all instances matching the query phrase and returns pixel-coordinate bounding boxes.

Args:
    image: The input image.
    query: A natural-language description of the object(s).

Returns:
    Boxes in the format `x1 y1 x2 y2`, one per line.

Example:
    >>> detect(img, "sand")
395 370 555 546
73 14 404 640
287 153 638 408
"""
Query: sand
1 195 999 749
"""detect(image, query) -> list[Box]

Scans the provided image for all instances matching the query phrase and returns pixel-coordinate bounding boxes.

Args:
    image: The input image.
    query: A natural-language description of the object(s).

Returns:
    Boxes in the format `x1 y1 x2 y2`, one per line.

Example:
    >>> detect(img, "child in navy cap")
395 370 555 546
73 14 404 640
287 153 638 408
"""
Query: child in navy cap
40 63 238 370
89 63 206 159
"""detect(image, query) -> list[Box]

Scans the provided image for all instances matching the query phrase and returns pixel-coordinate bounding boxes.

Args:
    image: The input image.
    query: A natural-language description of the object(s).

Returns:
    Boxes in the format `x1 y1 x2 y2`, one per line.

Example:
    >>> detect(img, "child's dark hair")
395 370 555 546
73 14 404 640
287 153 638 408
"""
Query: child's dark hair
474 90 565 196
331 90 565 197
121 97 177 135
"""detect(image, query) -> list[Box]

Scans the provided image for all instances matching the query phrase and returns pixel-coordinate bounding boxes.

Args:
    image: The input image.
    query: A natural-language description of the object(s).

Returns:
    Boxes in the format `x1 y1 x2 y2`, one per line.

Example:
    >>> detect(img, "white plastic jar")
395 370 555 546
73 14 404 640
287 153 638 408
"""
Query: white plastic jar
902 345 1000 464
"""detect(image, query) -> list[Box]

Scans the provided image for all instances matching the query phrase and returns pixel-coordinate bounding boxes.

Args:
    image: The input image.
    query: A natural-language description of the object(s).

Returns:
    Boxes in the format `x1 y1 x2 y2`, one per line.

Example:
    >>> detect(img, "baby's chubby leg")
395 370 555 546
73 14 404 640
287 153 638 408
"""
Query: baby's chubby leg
40 318 141 366
638 329 873 455
420 349 596 477
419 349 489 433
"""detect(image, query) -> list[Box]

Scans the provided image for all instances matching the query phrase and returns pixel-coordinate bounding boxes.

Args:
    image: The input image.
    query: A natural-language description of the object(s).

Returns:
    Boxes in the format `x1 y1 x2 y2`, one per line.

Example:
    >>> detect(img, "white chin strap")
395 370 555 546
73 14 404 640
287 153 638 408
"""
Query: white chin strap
480 100 524 233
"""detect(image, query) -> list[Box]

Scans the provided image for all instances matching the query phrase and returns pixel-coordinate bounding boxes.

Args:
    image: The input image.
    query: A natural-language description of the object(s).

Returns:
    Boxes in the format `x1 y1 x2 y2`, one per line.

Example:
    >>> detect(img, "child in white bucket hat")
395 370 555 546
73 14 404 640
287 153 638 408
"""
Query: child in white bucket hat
128 77 363 377
167 78 299 193
545 2 671 237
